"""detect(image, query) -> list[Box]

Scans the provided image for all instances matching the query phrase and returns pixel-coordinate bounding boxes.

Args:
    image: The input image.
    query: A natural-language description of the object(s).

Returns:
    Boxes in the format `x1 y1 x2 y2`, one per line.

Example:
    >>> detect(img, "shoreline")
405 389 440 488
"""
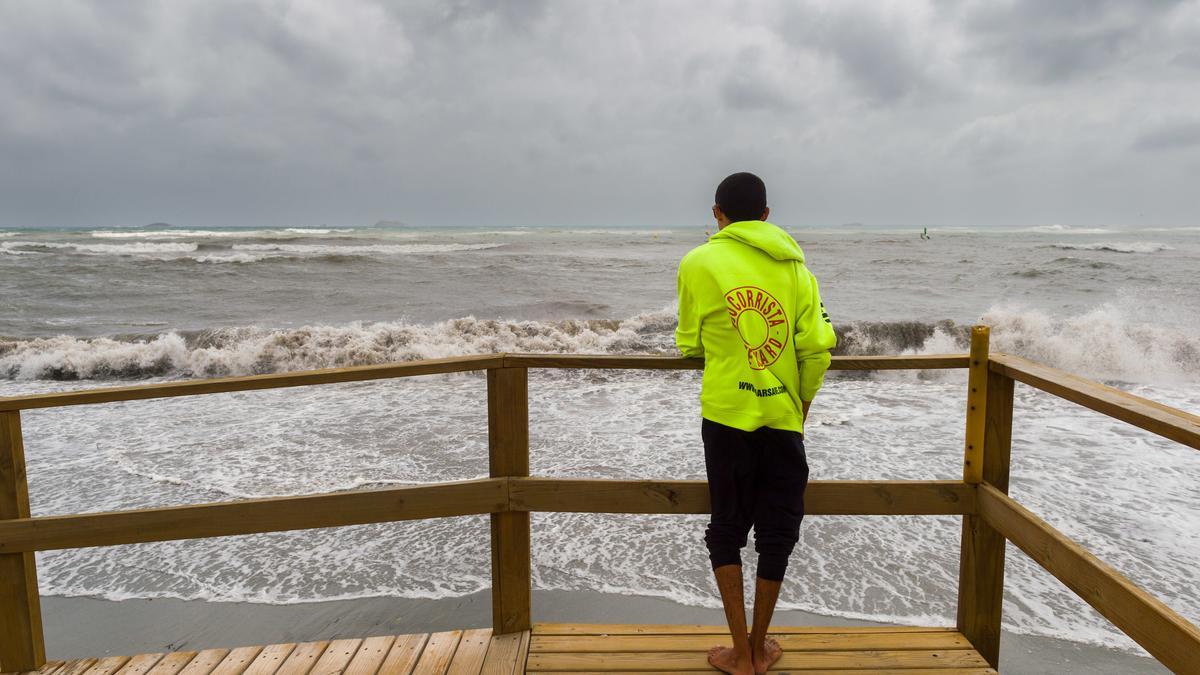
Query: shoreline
41 591 1166 674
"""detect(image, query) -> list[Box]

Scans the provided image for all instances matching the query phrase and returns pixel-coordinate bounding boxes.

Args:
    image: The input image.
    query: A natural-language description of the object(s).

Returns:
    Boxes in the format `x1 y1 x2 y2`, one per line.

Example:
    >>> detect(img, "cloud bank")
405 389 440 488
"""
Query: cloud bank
1 0 1198 228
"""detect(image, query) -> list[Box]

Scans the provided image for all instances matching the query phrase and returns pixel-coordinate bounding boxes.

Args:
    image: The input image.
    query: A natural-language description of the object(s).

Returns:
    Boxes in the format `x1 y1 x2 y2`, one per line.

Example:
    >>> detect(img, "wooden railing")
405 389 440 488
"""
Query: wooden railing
1 330 1198 673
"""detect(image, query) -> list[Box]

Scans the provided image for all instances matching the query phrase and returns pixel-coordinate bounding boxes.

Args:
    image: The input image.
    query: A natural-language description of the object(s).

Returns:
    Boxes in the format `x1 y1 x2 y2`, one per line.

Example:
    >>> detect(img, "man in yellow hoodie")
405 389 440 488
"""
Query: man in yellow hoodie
676 172 836 675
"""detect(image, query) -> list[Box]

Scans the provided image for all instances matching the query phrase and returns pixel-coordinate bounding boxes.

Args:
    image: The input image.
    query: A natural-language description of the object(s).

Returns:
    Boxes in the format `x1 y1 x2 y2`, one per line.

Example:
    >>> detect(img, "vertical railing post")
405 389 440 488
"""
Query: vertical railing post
0 410 46 672
487 366 531 634
956 326 1015 668
961 326 989 484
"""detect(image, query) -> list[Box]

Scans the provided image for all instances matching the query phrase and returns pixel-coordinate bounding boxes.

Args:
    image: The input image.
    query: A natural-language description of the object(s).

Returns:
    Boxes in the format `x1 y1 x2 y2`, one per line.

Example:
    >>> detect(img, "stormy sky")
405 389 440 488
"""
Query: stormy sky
2 0 1199 229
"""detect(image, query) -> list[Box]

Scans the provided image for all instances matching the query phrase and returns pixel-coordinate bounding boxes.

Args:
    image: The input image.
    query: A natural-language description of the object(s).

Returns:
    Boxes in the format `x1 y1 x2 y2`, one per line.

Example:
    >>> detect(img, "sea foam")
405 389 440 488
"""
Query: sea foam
3 305 1197 383
1050 241 1173 253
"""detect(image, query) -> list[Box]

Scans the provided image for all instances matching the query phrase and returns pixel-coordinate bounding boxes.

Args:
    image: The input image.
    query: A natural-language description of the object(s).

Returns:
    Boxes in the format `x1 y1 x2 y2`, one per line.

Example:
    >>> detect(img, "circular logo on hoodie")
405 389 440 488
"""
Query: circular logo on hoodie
724 286 789 370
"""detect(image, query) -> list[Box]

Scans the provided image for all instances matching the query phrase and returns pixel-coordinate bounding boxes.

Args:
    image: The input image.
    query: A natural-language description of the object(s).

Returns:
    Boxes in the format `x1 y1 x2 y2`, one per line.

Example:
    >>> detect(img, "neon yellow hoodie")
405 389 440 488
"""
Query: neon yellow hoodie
675 220 836 434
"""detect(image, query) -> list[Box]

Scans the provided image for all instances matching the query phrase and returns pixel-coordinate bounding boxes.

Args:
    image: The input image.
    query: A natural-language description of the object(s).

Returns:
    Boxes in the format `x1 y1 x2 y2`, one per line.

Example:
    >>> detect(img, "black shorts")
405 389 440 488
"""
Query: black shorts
702 417 809 581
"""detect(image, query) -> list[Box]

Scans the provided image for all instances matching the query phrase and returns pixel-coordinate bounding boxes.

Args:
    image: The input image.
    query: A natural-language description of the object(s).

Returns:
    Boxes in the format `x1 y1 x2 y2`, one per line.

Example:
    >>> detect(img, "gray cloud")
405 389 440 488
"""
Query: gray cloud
778 5 943 105
1135 121 1200 151
1 0 1199 229
954 0 1190 83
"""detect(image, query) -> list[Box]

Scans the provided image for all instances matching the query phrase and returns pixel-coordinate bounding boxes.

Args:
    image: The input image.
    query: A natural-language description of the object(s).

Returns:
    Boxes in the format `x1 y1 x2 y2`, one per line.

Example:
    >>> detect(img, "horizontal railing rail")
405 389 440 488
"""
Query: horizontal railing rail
0 479 975 554
0 353 968 411
1 335 1198 674
990 353 1200 450
977 483 1200 671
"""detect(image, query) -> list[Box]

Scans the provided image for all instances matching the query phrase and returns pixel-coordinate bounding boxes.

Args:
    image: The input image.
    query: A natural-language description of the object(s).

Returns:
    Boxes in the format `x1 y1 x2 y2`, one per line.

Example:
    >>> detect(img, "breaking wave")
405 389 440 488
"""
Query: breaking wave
2 305 1197 383
1022 224 1113 234
231 243 503 256
1 240 504 262
91 228 354 239
2 241 199 255
1049 241 1173 253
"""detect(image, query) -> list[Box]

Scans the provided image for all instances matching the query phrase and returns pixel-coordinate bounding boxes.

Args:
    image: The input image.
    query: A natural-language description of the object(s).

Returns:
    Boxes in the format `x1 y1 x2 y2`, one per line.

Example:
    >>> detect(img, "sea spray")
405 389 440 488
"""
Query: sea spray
3 307 1197 383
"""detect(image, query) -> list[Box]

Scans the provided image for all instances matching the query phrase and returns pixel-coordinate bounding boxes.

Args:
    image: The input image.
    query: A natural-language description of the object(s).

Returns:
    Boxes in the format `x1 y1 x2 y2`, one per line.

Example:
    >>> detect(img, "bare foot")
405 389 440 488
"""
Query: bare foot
751 636 782 674
707 646 754 675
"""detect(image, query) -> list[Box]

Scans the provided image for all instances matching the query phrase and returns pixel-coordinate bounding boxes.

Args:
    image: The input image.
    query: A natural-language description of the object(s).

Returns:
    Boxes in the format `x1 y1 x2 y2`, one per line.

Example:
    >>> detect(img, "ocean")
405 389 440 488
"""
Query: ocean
1 223 1197 654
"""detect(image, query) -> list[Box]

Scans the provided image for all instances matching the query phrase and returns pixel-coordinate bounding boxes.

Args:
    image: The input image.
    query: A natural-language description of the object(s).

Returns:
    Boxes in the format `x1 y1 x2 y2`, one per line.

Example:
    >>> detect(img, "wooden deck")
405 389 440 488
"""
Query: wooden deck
6 624 996 675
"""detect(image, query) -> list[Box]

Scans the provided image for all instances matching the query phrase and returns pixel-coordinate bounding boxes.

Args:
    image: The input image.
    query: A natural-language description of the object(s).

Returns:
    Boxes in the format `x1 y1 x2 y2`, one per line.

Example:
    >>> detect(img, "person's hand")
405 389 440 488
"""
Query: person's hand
802 399 812 421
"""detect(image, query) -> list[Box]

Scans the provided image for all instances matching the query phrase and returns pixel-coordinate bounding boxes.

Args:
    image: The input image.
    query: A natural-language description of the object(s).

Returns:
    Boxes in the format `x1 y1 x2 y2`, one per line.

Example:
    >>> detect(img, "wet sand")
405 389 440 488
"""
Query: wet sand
41 590 1166 674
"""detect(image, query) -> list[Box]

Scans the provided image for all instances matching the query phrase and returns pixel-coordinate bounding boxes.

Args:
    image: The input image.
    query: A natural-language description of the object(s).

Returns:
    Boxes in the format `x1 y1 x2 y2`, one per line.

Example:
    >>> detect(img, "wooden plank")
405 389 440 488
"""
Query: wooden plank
0 355 504 412
0 352 969 413
377 634 429 675
0 411 46 673
512 632 529 675
830 355 970 371
307 639 361 675
525 670 997 675
342 637 394 675
532 623 959 635
502 354 702 370
411 631 461 675
488 368 531 635
0 352 973 414
530 662 998 667
979 483 1200 675
176 651 230 675
956 370 1014 668
0 479 507 553
509 479 975 516
0 477 974 554
112 655 164 675
989 353 1200 450
526 648 990 670
51 659 98 675
445 629 492 674
145 653 199 675
961 326 989 484
501 353 969 371
241 644 295 675
478 631 524 675
273 642 329 675
13 659 63 675
209 647 263 675
81 657 131 675
530 631 972 652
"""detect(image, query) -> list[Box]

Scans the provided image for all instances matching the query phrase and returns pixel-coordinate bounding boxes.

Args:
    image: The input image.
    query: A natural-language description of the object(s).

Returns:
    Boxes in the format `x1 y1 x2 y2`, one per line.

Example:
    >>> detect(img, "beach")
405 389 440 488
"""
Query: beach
41 591 1166 673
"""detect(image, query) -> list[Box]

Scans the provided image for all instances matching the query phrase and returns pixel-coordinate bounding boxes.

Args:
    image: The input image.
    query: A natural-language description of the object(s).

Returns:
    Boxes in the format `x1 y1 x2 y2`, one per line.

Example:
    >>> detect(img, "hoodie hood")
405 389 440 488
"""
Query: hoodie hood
709 220 805 263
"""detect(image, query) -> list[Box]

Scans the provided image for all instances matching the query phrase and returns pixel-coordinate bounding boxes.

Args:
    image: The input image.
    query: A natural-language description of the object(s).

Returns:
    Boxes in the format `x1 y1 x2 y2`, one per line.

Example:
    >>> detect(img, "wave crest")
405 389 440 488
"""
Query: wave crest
3 305 1196 383
1049 242 1173 253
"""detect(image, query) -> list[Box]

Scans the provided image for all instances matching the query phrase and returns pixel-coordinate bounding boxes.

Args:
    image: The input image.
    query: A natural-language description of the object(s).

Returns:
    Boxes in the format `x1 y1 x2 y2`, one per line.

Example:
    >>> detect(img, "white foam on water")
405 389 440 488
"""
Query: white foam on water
564 229 677 235
90 229 353 239
92 230 275 239
5 300 1198 655
0 310 679 380
282 228 355 234
980 304 1200 383
2 241 199 254
1049 241 1173 253
17 371 1196 655
189 252 279 264
4 303 1198 384
231 243 504 255
1021 224 1114 234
